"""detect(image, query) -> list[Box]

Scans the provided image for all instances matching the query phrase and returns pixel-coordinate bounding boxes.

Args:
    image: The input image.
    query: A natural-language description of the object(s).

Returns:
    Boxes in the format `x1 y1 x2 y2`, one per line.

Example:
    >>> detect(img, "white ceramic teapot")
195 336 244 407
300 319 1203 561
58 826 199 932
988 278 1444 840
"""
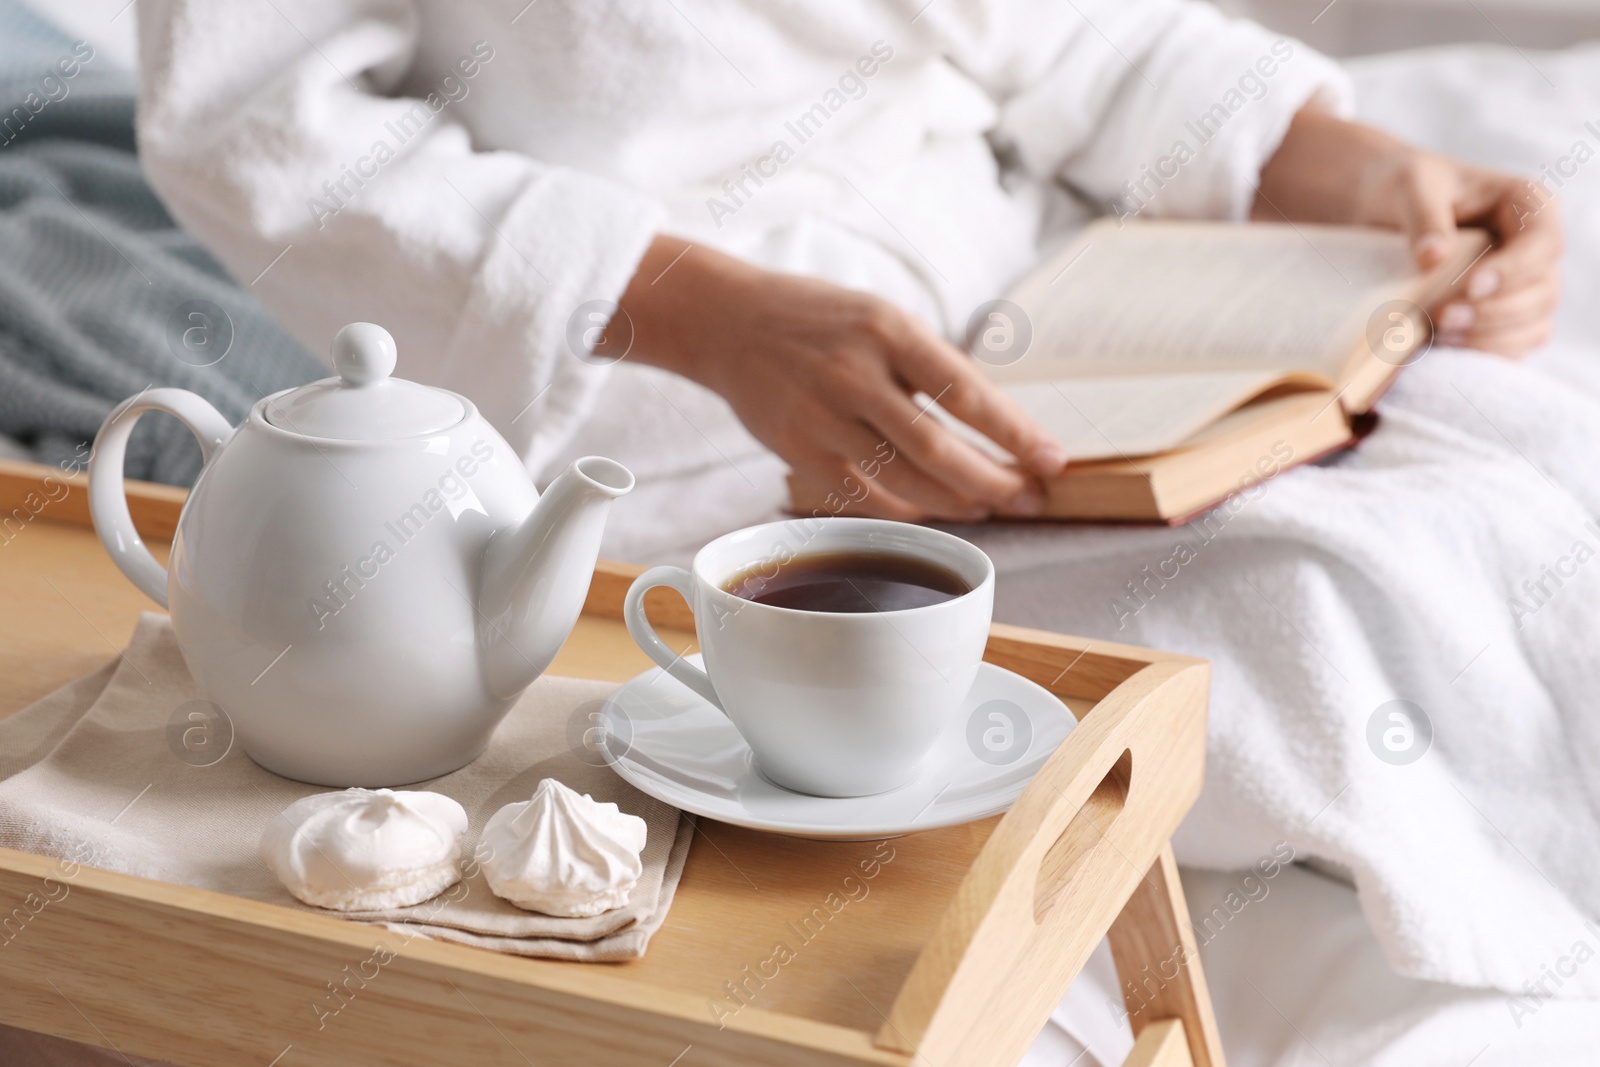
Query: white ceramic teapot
89 323 634 786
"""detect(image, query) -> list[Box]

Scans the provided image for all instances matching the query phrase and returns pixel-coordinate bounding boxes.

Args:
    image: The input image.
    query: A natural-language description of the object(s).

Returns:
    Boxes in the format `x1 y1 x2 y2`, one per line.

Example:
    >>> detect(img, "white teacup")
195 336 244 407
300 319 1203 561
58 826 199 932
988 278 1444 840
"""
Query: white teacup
623 518 995 797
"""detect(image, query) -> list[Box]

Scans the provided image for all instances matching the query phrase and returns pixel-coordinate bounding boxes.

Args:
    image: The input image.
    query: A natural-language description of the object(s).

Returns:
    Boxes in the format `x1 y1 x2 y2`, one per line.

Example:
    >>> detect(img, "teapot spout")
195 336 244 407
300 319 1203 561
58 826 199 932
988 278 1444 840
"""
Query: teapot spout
478 456 634 698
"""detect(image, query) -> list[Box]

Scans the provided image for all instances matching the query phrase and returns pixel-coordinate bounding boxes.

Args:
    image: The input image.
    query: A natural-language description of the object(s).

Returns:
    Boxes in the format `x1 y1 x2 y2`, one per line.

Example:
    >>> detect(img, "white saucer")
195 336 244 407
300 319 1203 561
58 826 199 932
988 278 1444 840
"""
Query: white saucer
597 657 1076 840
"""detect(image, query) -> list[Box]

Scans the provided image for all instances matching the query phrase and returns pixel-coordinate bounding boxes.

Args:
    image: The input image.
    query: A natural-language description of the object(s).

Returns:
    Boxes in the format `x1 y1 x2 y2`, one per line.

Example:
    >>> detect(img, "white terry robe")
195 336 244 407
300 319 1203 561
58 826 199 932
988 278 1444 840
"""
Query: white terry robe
134 0 1351 562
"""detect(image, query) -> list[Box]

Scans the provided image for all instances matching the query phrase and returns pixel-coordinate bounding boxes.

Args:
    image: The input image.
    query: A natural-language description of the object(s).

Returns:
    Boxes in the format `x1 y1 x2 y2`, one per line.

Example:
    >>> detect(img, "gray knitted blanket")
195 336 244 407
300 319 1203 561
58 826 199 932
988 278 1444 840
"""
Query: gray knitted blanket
0 2 323 486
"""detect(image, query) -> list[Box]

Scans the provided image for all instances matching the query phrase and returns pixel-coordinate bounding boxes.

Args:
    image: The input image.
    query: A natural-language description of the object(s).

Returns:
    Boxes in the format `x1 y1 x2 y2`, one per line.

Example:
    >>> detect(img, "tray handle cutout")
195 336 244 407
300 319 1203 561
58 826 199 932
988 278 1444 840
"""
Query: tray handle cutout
878 657 1213 1067
1034 749 1131 923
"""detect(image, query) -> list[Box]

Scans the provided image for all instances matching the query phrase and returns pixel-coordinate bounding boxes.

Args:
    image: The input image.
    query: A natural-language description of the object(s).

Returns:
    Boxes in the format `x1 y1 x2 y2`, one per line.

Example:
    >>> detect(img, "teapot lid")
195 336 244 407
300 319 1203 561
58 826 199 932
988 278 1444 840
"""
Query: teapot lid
264 323 465 440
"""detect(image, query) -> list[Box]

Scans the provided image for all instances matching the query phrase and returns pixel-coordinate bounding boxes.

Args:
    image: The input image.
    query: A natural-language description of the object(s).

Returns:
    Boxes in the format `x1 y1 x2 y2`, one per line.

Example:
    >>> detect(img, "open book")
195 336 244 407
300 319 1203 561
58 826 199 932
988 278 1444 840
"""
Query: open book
791 219 1490 523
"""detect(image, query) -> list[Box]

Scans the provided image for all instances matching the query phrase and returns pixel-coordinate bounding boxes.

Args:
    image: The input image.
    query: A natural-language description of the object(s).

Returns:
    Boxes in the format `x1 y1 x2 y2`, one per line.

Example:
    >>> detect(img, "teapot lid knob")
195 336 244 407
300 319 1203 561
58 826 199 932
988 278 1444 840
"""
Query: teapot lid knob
332 323 397 387
266 321 464 439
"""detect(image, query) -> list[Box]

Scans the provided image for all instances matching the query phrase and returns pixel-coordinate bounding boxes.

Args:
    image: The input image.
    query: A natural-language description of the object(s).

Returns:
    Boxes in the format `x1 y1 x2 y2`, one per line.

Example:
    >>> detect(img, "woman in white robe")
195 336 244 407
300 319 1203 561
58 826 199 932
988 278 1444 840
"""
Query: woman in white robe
131 0 1558 554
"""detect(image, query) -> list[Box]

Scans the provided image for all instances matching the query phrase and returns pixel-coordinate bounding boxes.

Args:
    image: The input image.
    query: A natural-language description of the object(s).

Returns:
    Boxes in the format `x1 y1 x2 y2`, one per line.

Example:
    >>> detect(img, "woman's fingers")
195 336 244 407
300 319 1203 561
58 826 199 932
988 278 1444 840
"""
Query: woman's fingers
1395 166 1563 360
861 462 989 521
892 316 1067 478
1455 317 1553 359
1433 177 1562 356
783 405 992 522
1389 160 1562 300
824 419 990 521
817 476 925 523
648 266 1068 513
1438 274 1560 340
1465 187 1566 298
783 428 936 523
868 386 1046 513
1391 155 1463 269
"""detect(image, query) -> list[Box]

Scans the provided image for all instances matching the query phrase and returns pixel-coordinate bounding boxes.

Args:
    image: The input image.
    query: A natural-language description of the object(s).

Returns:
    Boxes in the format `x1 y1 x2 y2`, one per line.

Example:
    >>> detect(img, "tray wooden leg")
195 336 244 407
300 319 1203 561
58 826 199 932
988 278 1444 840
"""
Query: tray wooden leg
1124 1019 1192 1067
1107 845 1226 1067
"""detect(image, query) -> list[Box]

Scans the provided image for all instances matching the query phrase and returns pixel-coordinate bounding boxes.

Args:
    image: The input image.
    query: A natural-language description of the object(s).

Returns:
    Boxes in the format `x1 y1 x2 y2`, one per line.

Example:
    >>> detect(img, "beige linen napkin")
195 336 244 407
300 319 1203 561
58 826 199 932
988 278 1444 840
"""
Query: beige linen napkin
0 613 689 961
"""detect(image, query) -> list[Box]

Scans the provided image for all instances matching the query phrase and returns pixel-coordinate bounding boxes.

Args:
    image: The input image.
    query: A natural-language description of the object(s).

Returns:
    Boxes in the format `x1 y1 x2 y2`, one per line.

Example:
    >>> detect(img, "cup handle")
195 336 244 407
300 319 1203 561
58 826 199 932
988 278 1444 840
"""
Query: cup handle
623 566 725 712
88 388 234 608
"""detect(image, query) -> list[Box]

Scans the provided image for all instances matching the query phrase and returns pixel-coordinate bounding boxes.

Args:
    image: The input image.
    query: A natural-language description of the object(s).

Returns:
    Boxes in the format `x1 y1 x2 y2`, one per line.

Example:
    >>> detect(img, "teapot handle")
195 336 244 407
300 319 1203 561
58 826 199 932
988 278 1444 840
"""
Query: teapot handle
88 388 234 607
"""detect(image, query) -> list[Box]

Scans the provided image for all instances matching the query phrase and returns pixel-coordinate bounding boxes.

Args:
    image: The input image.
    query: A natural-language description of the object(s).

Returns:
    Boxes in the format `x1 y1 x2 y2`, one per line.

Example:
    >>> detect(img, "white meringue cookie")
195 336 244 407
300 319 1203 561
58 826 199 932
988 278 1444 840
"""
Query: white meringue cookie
261 788 468 911
479 779 648 917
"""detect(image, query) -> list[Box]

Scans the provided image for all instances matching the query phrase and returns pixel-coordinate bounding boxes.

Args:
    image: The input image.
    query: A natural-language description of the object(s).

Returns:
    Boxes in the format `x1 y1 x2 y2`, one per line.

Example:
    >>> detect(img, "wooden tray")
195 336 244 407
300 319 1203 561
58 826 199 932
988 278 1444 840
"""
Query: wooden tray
0 458 1223 1067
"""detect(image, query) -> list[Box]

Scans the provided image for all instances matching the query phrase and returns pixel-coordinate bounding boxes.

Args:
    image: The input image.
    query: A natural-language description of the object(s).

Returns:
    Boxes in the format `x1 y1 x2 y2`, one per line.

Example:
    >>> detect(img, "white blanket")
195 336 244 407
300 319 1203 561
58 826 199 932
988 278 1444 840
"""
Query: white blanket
983 346 1600 999
1187 863 1600 1067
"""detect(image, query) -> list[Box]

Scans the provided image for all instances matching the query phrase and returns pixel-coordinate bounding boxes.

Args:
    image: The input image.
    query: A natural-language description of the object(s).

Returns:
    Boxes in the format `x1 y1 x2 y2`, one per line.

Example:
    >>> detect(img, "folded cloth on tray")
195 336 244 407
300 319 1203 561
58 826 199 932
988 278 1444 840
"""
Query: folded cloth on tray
0 0 322 485
0 612 691 961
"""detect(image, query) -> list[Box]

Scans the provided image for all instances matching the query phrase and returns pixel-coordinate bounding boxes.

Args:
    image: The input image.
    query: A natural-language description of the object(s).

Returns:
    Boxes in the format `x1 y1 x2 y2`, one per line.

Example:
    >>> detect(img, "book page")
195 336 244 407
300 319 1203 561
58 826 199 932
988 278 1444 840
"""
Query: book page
935 369 1326 462
992 220 1416 384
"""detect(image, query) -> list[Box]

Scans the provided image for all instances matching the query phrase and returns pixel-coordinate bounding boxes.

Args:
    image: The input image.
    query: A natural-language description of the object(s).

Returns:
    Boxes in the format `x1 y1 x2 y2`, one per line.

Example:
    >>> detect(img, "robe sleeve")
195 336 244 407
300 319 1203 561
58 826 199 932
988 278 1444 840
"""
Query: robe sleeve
941 0 1355 221
135 0 665 476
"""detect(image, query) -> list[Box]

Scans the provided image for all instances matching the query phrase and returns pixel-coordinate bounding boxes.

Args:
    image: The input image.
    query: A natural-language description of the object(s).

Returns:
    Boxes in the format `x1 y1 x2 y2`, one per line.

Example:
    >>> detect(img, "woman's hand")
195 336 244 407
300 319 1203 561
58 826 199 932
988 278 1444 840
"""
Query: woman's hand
1257 107 1563 358
615 236 1066 522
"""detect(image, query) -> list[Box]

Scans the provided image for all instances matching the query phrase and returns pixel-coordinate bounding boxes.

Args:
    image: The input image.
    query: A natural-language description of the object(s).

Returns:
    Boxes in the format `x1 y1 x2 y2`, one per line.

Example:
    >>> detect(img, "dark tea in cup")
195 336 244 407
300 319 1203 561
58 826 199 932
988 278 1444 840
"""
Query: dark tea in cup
721 550 971 613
